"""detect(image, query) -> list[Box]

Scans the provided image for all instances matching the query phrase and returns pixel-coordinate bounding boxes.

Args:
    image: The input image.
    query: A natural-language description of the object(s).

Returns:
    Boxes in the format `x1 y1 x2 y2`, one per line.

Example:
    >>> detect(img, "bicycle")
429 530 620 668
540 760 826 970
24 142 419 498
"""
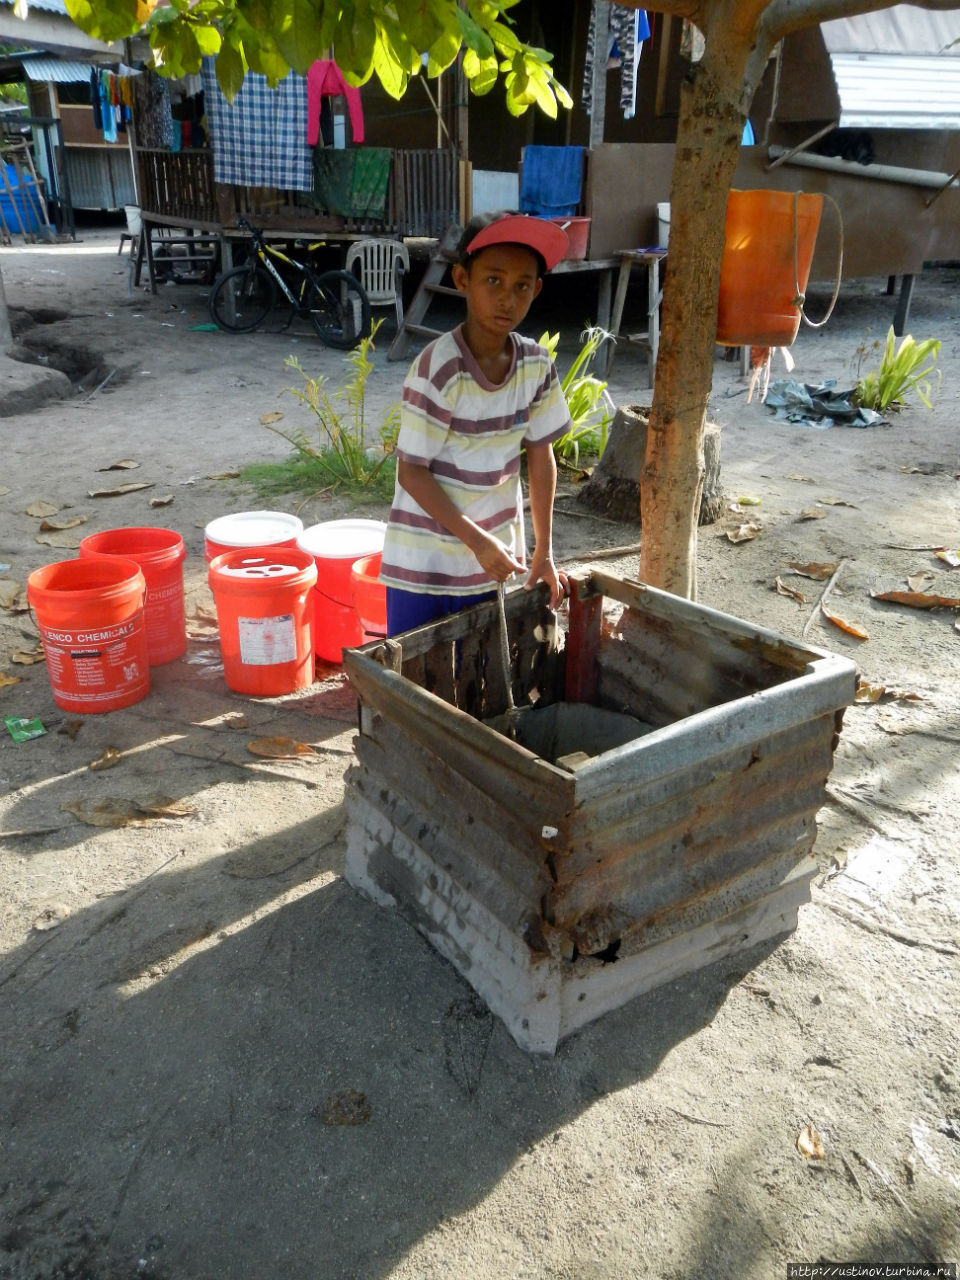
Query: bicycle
208 217 371 349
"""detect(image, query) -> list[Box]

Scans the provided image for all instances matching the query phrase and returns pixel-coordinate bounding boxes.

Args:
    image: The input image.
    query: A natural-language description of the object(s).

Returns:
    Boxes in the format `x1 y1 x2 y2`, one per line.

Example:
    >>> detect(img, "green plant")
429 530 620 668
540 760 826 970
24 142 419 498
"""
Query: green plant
854 326 942 412
259 320 398 499
539 326 615 469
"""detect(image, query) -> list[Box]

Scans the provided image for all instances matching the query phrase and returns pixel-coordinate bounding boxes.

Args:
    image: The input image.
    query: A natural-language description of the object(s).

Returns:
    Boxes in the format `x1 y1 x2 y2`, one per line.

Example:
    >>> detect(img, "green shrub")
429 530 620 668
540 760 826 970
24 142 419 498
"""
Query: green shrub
539 326 615 468
854 327 941 412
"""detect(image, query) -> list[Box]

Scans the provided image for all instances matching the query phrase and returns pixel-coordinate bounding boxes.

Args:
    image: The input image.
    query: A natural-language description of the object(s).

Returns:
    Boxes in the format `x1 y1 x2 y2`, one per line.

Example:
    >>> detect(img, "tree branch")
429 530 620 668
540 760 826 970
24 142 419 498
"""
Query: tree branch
762 0 960 47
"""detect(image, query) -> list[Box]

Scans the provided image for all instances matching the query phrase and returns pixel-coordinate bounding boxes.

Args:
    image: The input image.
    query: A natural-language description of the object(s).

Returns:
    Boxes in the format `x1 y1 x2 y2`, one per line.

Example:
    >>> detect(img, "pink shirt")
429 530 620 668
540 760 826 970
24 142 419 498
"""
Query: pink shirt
306 60 365 146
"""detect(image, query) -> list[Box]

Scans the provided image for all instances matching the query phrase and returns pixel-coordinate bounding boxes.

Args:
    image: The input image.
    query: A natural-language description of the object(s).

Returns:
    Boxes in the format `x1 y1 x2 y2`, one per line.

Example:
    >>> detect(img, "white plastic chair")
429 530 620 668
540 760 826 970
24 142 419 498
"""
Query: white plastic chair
345 238 410 329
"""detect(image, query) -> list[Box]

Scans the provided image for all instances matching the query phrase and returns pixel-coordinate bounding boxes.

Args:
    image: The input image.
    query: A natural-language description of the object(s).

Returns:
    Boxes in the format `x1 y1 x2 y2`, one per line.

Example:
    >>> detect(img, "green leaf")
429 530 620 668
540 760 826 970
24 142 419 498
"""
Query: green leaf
272 0 330 75
455 7 494 59
528 69 557 118
464 52 498 94
65 0 141 43
216 40 247 100
373 26 408 98
335 0 378 82
194 24 222 55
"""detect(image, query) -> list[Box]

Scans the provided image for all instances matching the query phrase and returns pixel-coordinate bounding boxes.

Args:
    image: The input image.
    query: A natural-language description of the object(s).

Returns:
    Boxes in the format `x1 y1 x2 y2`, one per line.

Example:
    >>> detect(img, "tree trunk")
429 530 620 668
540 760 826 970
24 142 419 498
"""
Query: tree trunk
639 5 771 599
578 404 724 525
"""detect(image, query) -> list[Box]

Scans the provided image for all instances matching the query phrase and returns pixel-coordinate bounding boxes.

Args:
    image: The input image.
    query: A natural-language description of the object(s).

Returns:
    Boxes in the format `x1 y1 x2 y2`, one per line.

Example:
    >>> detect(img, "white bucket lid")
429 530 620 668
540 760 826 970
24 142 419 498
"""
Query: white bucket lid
297 519 387 560
205 510 304 548
216 559 302 579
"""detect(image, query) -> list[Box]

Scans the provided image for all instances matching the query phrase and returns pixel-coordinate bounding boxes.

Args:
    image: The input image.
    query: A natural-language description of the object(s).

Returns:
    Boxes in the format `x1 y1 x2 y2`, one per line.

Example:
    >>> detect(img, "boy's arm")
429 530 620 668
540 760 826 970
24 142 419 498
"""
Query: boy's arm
523 441 565 610
397 460 525 583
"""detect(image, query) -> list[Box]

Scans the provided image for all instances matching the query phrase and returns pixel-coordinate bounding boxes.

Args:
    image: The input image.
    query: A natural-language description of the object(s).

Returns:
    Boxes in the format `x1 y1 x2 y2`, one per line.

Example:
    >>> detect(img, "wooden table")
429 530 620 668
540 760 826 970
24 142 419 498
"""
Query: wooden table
601 249 667 386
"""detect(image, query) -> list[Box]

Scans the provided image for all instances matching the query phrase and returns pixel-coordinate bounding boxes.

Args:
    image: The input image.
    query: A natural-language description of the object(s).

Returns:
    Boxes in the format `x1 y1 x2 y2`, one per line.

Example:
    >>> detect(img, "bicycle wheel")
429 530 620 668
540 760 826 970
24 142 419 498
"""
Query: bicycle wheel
209 265 276 333
307 270 371 349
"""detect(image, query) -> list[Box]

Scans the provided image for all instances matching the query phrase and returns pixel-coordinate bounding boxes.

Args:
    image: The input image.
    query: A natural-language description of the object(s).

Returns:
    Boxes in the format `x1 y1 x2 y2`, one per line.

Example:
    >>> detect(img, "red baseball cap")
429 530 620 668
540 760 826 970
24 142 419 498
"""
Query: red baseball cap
462 213 569 272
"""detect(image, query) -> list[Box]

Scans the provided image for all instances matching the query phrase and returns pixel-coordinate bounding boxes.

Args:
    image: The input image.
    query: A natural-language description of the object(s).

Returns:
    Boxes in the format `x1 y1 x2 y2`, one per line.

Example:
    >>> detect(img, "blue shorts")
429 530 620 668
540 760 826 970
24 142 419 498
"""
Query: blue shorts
386 586 496 637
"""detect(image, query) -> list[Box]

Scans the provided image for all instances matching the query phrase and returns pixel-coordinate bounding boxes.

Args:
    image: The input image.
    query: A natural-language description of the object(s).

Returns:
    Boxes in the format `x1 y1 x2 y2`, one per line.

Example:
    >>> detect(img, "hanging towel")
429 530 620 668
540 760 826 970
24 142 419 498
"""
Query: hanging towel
313 147 391 219
519 146 584 218
307 61 365 146
201 58 314 191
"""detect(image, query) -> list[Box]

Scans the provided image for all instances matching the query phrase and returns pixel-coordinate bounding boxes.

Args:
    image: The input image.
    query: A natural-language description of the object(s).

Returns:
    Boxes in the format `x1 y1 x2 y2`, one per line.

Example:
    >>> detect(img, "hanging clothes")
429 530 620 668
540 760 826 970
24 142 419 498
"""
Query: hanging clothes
581 5 650 120
201 58 314 191
133 70 174 150
306 61 365 146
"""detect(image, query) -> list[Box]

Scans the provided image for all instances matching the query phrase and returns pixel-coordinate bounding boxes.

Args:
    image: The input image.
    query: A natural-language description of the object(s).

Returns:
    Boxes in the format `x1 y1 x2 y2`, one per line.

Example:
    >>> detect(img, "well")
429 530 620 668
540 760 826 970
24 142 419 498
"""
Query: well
343 572 857 1054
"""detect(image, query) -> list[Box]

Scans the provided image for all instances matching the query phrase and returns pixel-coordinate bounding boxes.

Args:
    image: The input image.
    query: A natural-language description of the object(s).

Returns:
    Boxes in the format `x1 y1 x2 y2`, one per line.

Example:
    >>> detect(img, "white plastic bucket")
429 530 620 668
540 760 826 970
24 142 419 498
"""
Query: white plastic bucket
204 510 304 562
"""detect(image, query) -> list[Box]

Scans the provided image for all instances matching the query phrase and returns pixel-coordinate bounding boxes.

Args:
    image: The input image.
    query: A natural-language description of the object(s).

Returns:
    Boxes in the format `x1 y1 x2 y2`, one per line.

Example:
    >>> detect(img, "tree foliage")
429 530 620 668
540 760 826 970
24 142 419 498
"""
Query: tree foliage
56 0 571 114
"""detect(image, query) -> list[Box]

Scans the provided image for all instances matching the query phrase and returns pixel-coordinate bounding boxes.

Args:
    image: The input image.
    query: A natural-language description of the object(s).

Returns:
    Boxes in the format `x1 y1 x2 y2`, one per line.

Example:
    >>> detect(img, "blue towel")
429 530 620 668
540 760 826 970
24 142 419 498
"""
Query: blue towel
519 146 584 218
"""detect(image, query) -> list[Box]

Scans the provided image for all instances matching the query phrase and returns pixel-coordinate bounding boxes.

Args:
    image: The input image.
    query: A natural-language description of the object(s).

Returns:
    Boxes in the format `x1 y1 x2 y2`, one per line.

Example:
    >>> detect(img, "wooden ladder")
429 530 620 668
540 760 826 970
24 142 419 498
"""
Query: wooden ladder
387 224 463 362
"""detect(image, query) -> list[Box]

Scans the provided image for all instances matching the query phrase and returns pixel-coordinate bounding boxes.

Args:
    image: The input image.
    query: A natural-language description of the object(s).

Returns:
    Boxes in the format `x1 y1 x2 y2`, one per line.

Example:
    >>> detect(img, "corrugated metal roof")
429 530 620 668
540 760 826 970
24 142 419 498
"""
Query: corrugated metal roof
830 53 960 130
21 56 97 81
821 6 960 57
819 7 960 131
0 0 70 12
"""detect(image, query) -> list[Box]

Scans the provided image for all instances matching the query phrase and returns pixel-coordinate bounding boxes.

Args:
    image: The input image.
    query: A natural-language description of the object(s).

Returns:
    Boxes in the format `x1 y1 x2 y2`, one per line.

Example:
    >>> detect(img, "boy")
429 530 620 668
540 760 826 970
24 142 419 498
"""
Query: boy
380 211 572 636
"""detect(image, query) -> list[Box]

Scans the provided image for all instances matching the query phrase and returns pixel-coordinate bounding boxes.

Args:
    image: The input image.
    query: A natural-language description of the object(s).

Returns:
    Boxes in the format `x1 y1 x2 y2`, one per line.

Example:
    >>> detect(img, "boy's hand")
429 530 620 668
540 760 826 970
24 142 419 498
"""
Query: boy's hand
524 548 568 610
473 532 526 584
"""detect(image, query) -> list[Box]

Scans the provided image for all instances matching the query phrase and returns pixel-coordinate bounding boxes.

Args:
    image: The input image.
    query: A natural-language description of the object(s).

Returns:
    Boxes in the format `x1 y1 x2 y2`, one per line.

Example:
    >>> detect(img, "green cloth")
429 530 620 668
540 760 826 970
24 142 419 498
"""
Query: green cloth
313 147 391 220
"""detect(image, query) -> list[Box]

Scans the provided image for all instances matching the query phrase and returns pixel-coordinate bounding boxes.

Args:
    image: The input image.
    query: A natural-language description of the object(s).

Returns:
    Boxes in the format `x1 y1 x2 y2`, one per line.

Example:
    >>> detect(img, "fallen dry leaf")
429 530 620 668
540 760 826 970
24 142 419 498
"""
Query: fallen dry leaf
33 903 70 932
788 561 838 581
787 473 816 483
206 470 241 480
775 576 805 604
798 508 828 521
88 482 154 498
224 713 248 730
871 588 960 610
97 459 140 471
25 500 59 518
855 681 922 704
0 485 10 496
36 531 84 550
935 548 960 568
0 579 20 610
62 794 196 827
150 494 174 508
821 602 869 640
797 1124 825 1159
11 647 45 665
907 571 936 592
247 736 317 760
260 412 284 425
89 746 123 771
737 495 762 506
39 515 87 532
0 672 22 688
57 719 84 739
818 497 857 508
726 523 761 544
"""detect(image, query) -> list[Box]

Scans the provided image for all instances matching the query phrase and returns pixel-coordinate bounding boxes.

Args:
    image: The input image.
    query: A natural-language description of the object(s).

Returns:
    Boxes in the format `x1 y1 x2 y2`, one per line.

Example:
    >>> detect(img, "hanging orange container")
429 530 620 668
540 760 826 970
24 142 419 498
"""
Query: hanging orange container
716 190 823 348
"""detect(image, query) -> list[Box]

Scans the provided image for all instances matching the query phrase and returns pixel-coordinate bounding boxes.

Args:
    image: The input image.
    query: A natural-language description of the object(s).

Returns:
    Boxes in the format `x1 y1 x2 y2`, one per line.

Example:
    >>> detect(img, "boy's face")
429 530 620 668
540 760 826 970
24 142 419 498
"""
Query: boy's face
452 243 543 341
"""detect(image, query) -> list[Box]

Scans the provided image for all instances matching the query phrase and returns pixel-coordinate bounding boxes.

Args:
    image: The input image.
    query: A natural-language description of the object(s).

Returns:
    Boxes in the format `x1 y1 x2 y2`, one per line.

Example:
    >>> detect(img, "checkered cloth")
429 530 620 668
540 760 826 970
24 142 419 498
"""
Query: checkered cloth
202 59 313 192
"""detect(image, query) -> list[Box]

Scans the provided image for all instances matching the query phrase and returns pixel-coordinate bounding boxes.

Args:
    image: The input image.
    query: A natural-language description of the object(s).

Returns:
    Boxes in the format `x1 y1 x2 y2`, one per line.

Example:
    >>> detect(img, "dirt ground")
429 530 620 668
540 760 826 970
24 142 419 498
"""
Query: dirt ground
1 229 958 1280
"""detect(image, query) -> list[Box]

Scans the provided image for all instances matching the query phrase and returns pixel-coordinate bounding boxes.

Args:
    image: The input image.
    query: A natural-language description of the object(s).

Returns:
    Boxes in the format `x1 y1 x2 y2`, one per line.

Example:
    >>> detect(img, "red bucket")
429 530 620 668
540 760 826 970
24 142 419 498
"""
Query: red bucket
351 553 387 644
26 557 150 713
297 520 386 664
79 526 186 665
209 548 317 697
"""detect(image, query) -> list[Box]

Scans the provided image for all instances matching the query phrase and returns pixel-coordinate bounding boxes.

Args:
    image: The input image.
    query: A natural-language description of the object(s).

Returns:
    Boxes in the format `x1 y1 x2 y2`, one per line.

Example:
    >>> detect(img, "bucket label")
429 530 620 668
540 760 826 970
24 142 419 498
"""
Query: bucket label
237 614 297 666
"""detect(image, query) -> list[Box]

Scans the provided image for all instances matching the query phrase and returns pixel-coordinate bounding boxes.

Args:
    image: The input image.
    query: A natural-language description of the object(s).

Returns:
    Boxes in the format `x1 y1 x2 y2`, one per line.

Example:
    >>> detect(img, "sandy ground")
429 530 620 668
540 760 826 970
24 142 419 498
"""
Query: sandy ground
1 230 958 1280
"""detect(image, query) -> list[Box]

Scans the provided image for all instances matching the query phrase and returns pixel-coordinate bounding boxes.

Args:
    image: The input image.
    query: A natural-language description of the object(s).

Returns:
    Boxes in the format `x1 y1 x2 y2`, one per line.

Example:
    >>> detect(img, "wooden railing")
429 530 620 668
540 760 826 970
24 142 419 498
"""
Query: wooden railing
137 147 458 237
136 149 218 225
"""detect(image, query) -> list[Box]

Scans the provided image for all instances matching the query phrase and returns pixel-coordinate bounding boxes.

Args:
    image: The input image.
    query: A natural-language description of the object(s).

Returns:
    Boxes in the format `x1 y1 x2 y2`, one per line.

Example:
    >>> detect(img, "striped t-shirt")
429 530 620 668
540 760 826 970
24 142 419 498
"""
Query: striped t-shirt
380 325 572 595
